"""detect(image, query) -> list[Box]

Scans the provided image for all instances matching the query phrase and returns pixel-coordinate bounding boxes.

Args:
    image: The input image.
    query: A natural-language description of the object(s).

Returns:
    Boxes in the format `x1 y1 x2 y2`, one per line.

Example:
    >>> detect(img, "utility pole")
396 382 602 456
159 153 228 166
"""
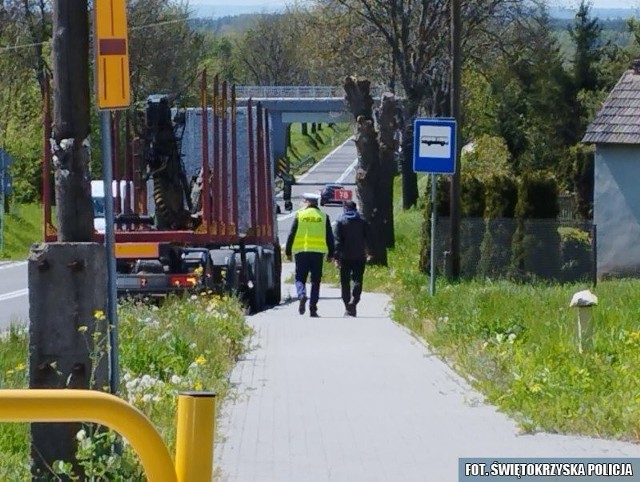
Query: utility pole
448 0 462 280
29 1 108 477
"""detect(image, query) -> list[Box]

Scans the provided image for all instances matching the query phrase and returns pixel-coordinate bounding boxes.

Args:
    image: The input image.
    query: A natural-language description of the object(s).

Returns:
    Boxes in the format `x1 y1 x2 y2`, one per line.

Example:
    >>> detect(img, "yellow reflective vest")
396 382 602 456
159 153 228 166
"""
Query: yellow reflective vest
291 207 328 254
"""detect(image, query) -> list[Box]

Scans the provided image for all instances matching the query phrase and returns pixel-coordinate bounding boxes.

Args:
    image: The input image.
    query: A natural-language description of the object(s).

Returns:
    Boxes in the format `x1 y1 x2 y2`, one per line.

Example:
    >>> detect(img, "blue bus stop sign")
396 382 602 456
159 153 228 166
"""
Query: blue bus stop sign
412 118 457 174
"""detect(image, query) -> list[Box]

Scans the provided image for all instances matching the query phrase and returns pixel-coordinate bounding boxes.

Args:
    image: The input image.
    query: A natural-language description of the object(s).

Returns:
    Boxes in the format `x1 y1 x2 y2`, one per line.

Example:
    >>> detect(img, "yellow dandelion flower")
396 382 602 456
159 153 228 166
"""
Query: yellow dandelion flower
78 325 88 333
15 363 25 371
194 382 203 391
194 355 207 366
529 383 542 394
93 310 106 321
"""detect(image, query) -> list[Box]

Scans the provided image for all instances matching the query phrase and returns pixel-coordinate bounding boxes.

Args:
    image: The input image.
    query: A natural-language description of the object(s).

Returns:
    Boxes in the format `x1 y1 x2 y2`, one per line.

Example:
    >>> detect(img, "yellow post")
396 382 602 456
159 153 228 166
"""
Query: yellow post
175 391 216 482
0 389 177 482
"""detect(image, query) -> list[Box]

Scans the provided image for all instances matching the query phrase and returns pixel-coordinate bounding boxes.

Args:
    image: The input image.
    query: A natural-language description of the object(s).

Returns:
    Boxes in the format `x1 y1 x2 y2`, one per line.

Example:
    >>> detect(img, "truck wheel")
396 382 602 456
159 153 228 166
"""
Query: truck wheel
225 253 238 295
265 242 281 306
248 250 265 313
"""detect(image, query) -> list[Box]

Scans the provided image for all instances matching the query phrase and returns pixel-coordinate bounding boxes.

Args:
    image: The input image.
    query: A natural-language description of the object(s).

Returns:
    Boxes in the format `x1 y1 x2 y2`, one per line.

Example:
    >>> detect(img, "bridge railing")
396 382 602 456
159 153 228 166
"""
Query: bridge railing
235 85 386 99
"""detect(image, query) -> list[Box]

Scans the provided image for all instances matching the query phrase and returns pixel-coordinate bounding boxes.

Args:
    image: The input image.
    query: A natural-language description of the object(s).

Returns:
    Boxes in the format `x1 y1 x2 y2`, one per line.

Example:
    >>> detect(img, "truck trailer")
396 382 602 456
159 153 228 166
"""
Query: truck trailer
42 72 281 313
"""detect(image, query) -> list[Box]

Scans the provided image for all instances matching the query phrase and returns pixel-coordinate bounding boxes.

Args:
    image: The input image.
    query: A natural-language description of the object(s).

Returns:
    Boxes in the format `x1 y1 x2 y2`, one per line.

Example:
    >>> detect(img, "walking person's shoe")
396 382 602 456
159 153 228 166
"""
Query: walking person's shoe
346 303 356 317
298 295 307 315
309 305 319 318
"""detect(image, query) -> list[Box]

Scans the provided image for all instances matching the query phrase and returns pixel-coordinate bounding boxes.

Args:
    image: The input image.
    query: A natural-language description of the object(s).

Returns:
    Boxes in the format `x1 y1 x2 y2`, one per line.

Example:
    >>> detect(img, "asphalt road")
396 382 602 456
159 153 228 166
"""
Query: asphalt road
0 261 28 329
277 136 357 243
0 138 358 330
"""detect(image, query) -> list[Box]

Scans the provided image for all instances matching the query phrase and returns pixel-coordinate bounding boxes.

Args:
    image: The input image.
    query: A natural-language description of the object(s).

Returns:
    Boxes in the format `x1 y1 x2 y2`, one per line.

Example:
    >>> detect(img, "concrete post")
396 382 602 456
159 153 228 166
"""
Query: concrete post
28 242 108 478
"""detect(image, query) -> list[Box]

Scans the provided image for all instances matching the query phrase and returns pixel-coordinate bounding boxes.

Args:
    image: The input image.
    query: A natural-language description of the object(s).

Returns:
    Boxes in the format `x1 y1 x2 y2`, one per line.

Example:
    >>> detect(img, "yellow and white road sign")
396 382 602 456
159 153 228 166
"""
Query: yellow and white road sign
94 0 131 110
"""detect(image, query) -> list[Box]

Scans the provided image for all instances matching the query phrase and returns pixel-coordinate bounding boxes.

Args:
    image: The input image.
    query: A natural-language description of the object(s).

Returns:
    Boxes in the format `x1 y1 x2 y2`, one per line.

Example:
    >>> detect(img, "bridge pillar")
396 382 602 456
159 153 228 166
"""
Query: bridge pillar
268 110 287 168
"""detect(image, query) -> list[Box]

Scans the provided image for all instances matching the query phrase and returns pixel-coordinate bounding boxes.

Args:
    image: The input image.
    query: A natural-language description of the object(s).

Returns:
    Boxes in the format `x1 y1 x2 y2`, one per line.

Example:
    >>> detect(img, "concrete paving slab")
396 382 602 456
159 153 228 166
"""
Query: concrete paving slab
214 262 640 482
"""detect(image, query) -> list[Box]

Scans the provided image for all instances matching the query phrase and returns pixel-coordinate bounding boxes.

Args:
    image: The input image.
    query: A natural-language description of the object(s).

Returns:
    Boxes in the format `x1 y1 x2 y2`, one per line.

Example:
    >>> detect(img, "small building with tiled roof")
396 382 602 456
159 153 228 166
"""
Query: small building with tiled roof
583 59 640 277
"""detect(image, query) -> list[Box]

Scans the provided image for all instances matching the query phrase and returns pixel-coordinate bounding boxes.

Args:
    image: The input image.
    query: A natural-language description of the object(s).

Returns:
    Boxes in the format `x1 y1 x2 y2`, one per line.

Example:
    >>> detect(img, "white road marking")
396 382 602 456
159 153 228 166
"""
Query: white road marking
296 137 354 182
336 158 358 184
0 261 27 271
0 289 29 302
277 157 357 222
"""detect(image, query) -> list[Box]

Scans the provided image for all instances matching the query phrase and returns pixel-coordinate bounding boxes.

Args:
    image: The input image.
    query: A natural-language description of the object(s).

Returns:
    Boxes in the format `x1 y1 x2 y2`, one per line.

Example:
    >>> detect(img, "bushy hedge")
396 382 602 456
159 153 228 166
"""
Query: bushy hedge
510 172 561 280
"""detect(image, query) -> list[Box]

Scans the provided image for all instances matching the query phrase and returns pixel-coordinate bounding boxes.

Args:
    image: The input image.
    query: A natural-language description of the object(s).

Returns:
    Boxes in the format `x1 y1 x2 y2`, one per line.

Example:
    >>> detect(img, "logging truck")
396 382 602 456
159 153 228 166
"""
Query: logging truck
43 73 281 313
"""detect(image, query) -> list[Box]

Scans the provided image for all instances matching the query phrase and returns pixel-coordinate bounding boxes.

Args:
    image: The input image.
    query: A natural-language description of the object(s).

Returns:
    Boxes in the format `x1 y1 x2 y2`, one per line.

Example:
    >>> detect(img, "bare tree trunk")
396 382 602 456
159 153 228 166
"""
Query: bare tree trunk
377 93 398 249
401 123 419 209
343 76 395 266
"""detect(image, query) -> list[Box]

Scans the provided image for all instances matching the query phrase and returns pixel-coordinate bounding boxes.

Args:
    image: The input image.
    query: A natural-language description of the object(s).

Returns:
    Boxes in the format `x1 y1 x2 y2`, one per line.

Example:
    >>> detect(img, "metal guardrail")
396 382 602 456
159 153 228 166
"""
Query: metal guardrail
235 85 387 99
293 155 316 172
0 389 215 482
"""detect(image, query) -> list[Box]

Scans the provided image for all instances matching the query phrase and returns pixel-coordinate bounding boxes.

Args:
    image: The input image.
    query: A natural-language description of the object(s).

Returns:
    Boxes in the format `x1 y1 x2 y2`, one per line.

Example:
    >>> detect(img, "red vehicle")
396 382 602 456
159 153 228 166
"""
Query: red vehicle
319 183 353 206
42 72 281 312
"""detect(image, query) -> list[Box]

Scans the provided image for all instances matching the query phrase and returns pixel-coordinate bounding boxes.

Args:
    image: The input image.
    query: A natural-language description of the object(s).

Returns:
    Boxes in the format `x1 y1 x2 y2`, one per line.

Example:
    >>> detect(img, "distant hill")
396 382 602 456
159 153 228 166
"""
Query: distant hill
549 7 636 20
188 5 638 36
190 4 635 21
190 4 285 19
189 13 278 35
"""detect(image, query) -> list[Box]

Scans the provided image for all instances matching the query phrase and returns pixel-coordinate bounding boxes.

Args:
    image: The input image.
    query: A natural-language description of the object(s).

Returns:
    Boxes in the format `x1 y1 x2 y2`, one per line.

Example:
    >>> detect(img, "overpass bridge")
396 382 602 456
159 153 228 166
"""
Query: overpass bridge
235 85 386 167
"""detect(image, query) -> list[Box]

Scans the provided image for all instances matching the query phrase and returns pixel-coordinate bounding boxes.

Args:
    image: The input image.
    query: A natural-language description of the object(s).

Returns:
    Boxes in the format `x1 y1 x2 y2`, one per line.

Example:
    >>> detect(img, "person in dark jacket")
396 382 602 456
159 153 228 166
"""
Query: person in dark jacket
285 193 335 317
333 200 368 317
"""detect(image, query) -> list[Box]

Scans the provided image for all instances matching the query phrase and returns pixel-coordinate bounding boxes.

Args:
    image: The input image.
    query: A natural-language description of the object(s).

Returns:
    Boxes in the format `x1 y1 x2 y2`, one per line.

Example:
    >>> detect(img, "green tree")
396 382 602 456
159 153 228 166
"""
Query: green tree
569 0 603 92
316 0 536 209
128 0 206 103
490 8 581 176
234 12 309 85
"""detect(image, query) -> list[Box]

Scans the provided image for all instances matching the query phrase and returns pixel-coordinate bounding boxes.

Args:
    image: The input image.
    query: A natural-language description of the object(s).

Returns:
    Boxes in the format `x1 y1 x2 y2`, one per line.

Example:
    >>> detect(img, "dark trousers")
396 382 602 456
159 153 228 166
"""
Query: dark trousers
339 259 366 307
294 252 324 307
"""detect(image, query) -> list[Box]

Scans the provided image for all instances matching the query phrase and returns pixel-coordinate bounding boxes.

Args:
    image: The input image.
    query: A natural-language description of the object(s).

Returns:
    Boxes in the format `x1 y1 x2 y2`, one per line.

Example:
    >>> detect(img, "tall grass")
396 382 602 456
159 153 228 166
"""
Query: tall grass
326 177 640 441
0 204 41 260
0 293 252 478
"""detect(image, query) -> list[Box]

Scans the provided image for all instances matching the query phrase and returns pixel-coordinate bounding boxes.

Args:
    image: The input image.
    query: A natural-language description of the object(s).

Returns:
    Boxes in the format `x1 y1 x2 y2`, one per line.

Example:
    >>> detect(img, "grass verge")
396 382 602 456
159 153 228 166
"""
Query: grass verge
0 204 41 260
324 175 640 442
0 293 251 479
287 123 352 175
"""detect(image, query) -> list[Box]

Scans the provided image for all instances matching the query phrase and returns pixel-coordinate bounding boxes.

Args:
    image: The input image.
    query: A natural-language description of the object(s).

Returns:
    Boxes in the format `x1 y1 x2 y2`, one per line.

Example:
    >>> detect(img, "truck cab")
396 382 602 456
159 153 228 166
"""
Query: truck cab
91 180 135 234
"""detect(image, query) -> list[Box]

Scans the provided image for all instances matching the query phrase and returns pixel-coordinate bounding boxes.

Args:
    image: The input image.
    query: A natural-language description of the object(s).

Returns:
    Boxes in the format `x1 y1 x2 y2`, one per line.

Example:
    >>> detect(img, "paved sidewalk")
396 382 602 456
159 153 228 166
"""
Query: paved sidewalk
214 263 640 482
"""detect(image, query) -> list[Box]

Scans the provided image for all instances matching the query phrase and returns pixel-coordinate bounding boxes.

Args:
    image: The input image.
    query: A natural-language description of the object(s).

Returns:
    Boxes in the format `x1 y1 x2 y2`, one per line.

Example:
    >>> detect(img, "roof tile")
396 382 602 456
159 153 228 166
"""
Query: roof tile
583 70 640 144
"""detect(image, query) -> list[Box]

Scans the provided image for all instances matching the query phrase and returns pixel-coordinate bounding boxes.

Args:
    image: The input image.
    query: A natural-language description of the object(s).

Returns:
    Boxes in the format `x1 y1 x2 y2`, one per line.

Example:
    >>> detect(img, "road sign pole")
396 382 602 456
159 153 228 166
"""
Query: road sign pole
413 117 457 296
100 110 119 395
430 174 437 296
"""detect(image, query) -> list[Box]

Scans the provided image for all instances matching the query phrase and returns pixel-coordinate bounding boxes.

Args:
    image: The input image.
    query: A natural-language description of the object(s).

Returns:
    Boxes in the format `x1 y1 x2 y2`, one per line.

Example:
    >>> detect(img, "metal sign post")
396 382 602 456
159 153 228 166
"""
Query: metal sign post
94 0 131 395
0 167 4 253
413 118 457 296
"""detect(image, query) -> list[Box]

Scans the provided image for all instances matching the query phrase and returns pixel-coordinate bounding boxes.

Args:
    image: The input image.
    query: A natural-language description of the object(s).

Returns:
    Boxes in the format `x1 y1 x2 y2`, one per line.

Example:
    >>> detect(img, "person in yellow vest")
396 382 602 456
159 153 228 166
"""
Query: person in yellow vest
285 192 335 317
